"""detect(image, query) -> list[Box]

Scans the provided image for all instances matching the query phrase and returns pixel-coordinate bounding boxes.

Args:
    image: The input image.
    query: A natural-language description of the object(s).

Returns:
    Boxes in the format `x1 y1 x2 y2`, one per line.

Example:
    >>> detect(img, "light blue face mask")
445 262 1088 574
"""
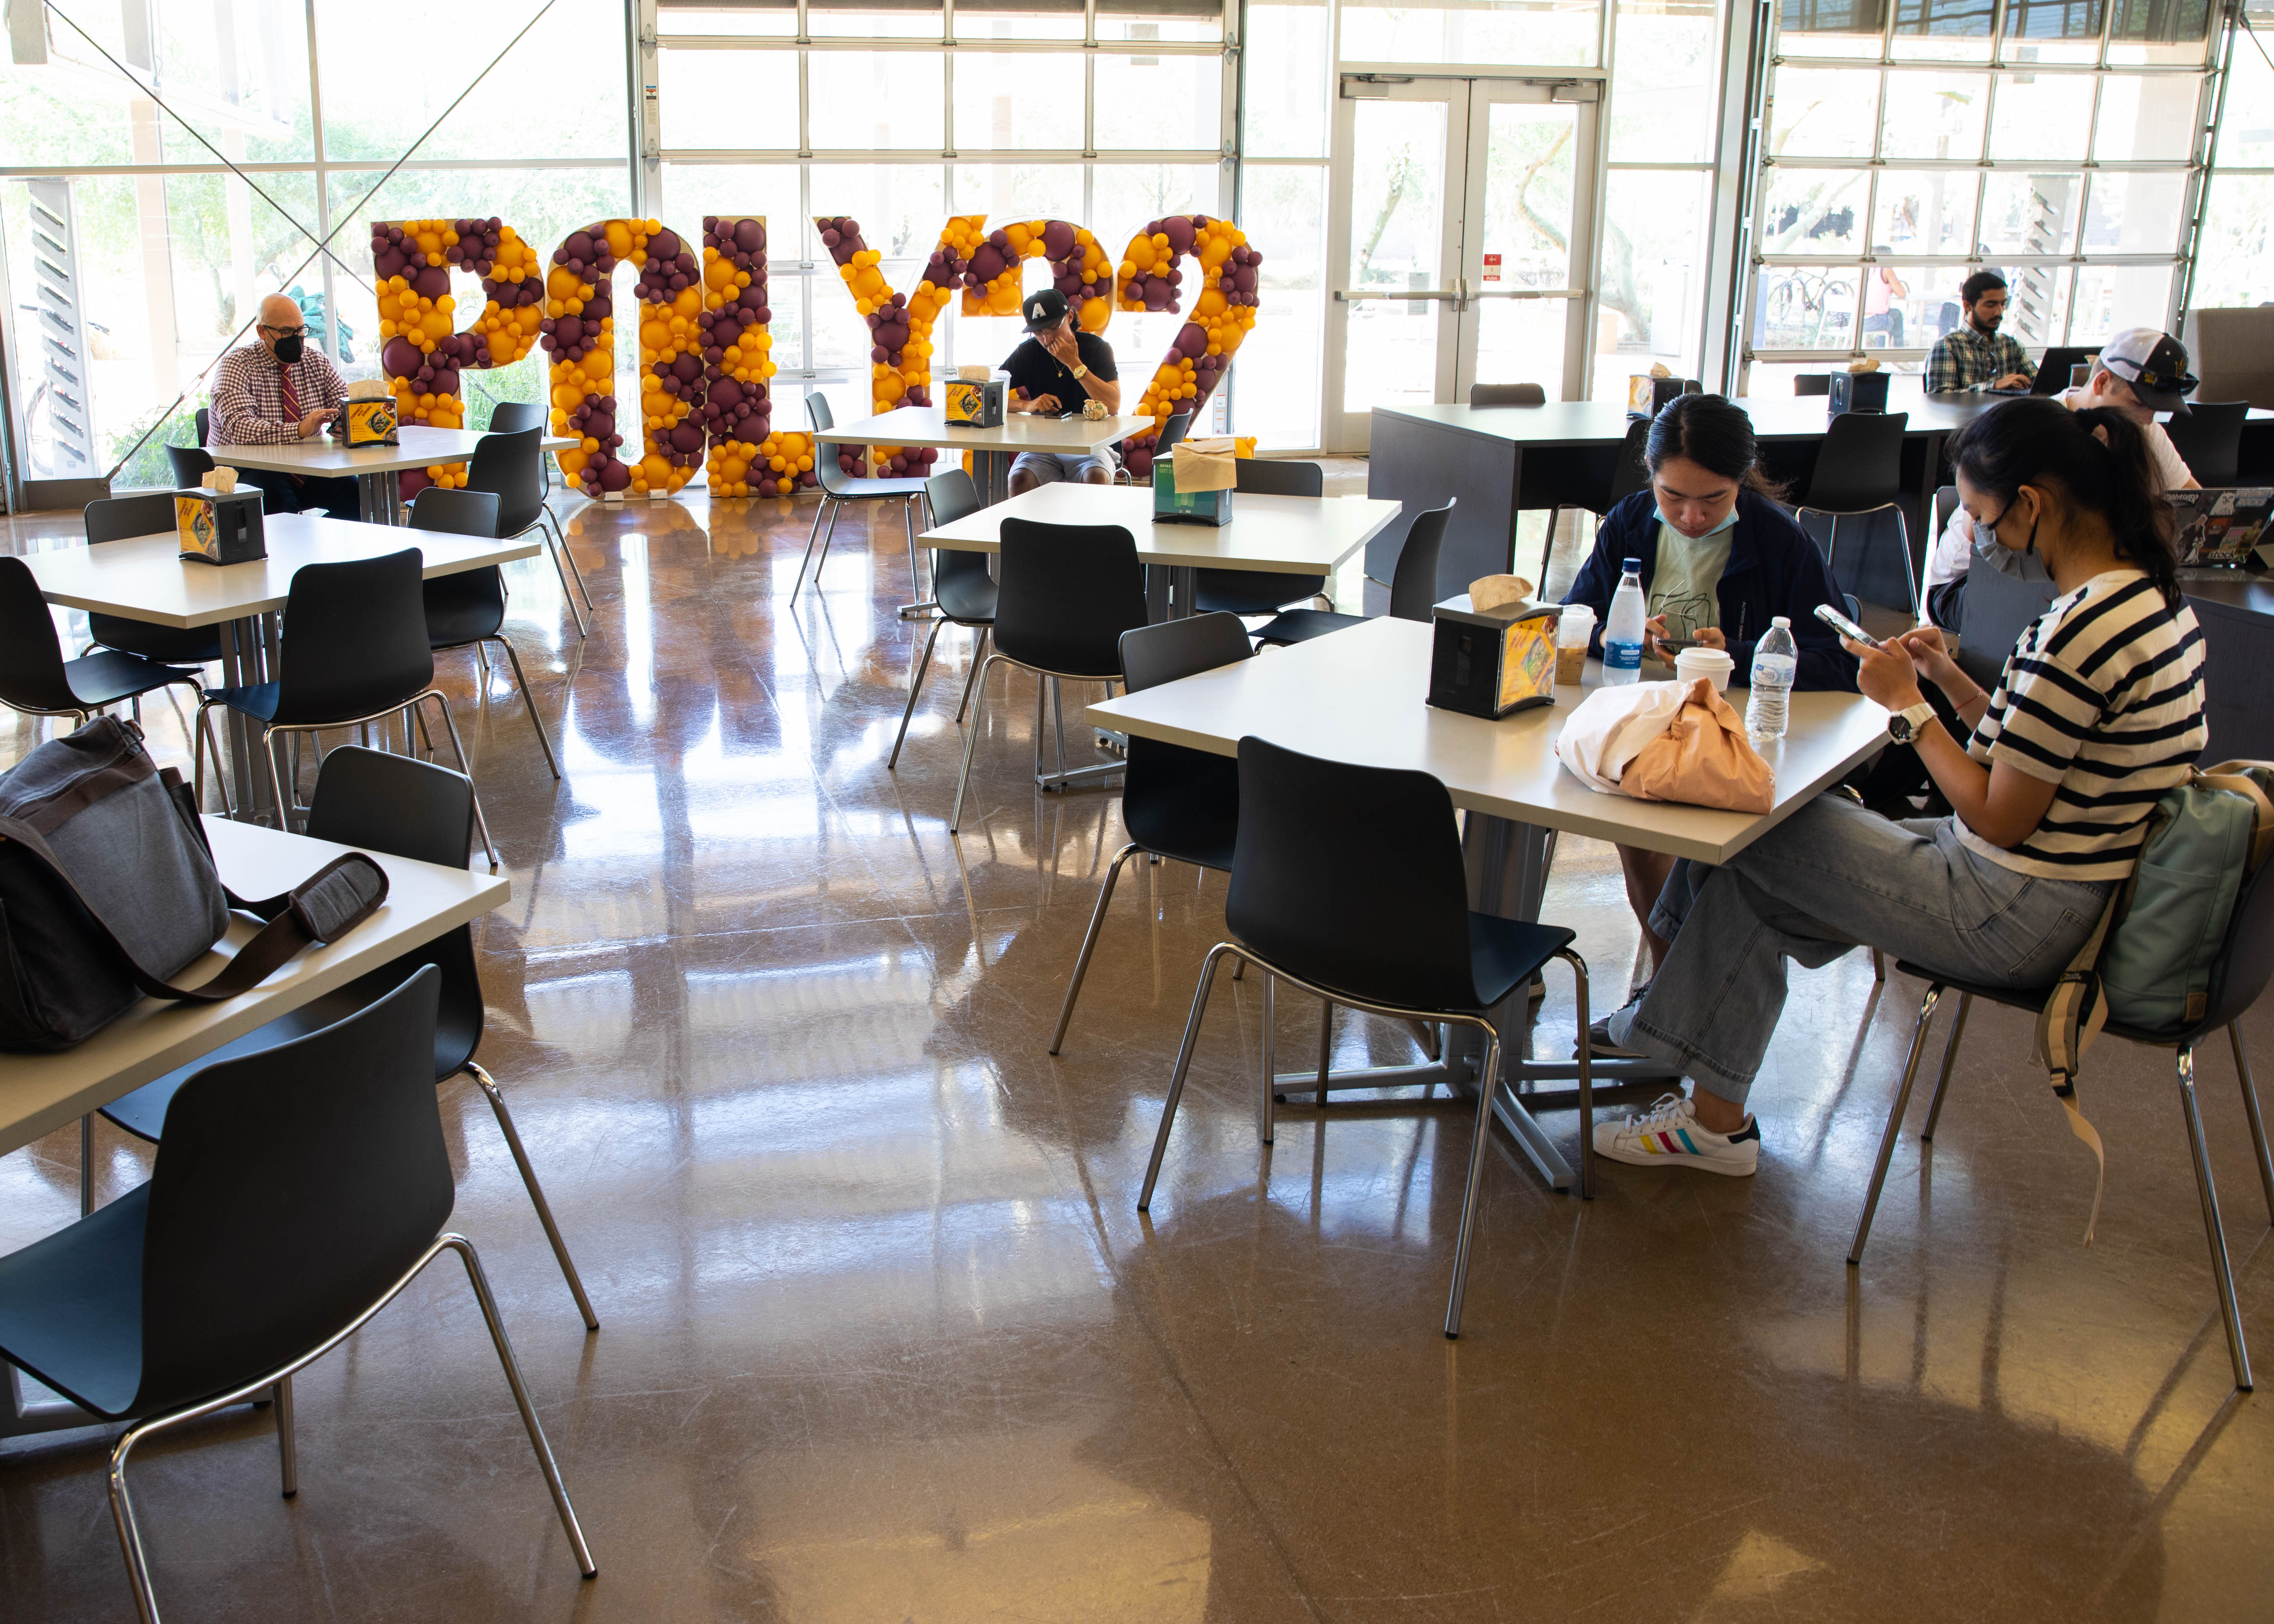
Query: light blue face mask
1653 504 1740 540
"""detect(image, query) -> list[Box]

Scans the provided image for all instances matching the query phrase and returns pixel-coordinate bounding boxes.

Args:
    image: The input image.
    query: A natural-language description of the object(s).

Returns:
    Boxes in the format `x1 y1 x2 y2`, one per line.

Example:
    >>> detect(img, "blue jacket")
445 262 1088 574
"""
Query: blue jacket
1561 489 1860 692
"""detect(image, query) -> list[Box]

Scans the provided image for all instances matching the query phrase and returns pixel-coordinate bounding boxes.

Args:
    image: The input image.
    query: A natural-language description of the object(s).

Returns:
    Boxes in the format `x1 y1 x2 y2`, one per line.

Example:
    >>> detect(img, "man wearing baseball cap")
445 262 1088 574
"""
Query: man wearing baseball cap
1002 288 1123 493
1925 326 2200 627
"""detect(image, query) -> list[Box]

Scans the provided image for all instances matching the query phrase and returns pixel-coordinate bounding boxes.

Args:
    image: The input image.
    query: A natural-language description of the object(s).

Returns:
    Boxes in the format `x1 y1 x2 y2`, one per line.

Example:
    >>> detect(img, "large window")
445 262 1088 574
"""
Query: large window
652 0 1236 436
1744 0 2215 390
0 0 631 493
2193 4 2274 316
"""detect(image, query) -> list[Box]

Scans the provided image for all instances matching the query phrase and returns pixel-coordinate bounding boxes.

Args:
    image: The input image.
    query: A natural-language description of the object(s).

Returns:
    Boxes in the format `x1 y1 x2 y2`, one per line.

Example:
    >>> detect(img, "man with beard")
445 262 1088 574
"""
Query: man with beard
1925 270 2035 395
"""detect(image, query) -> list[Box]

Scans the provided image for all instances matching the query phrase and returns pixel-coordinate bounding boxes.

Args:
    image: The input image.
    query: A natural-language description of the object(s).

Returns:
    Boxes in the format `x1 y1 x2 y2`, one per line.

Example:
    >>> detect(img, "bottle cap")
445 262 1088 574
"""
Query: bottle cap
1771 615 1791 627
1622 557 1640 571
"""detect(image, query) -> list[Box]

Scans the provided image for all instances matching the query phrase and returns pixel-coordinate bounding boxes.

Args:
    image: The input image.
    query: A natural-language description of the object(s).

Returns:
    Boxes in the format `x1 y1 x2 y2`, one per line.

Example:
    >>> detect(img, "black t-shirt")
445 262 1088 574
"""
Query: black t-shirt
1001 331 1117 414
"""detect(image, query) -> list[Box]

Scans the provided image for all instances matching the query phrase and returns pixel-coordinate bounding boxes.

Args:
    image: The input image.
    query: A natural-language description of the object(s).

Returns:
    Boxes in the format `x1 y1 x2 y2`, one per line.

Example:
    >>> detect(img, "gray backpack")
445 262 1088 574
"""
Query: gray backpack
0 718 390 1051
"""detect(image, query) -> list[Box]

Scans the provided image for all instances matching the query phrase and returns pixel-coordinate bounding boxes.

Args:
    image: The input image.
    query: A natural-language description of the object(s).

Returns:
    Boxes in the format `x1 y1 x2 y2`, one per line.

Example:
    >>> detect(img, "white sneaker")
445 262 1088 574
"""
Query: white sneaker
1592 1092 1760 1176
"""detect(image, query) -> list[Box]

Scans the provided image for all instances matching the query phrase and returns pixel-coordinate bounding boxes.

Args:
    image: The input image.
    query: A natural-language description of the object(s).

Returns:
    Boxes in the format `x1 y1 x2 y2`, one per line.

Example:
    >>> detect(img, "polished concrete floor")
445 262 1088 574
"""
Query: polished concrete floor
2 476 2271 1623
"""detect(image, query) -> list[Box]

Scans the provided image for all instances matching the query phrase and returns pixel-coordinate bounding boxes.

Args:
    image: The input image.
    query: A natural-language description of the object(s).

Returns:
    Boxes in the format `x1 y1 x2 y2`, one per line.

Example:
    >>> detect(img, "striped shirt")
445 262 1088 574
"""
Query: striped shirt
208 341 346 446
1962 570 2206 881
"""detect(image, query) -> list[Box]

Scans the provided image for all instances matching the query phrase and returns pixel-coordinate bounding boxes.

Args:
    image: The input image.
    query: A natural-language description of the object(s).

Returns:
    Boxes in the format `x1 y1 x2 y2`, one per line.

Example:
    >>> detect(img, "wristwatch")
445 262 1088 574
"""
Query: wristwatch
1887 701 1936 743
1070 364 1088 380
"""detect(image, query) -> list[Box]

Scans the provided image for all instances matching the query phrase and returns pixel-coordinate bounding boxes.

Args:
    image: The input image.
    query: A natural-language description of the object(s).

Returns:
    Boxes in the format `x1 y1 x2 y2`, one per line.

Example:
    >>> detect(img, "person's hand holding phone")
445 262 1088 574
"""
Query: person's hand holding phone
1895 625 1961 690
1846 636 1924 711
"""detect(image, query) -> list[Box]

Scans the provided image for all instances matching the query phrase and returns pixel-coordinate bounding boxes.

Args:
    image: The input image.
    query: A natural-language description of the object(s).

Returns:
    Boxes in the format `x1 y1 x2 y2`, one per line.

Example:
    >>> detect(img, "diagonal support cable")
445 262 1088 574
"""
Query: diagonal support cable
91 0 561 482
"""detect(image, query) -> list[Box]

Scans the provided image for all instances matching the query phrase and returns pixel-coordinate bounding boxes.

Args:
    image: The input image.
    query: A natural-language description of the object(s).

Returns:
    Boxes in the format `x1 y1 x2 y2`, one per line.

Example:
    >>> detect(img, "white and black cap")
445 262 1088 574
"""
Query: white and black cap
1021 288 1070 333
2098 328 2198 416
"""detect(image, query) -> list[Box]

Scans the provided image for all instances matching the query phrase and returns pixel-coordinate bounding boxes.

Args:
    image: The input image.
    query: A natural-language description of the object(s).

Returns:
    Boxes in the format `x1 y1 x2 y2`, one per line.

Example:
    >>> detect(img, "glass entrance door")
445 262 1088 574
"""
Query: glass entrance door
1323 76 1599 451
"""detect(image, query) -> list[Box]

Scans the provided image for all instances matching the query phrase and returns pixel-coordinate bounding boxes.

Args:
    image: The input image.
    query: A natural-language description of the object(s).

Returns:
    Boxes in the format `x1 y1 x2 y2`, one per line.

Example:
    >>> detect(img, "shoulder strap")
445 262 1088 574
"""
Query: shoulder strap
0 814 389 1007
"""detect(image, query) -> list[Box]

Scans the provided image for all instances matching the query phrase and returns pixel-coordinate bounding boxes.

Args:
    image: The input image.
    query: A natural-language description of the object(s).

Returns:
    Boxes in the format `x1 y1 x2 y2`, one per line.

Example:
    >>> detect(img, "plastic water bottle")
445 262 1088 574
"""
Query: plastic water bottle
1602 557 1647 685
1747 616 1798 742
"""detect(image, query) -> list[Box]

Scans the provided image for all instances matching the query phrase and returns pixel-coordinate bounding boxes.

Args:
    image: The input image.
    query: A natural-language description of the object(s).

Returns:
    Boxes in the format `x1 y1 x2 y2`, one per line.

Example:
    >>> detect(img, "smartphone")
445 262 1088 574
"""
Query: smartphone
1813 602 1882 649
1655 637 1704 653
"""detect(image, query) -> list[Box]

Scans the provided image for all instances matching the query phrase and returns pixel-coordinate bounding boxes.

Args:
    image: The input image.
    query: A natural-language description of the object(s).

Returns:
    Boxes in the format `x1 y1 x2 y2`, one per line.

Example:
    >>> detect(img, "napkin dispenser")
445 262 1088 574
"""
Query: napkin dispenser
338 388 400 445
944 377 1004 428
1827 370 1890 414
1154 433 1238 527
175 486 266 565
1428 593 1559 719
1627 374 1700 419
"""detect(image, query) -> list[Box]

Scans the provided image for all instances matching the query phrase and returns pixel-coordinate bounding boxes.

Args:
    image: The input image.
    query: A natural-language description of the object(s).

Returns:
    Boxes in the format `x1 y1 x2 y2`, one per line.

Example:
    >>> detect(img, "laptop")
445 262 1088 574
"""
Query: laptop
2032 346 2103 396
2171 487 2274 567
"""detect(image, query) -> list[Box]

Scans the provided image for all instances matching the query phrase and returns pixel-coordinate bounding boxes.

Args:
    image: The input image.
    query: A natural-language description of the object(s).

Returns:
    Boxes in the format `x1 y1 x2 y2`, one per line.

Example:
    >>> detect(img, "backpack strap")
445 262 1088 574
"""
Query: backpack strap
2196 761 2274 872
0 814 389 1007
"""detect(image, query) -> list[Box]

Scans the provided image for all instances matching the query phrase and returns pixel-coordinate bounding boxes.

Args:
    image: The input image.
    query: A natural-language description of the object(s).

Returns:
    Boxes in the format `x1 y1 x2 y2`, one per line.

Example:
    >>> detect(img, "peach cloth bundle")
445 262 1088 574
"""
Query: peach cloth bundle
1556 678 1775 813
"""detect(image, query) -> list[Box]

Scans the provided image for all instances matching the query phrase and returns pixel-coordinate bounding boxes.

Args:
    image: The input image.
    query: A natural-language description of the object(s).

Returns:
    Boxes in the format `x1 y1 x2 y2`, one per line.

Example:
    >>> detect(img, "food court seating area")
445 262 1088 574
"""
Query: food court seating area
3 469 2268 1619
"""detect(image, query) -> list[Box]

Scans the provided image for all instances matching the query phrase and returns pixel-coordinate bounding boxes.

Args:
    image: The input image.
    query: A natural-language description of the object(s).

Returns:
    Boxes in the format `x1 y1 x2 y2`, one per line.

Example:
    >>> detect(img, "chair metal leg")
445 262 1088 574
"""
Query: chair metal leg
2177 1045 2254 1390
262 726 293 832
105 1231 596 1624
1539 507 1558 592
789 499 831 606
191 701 233 820
1259 973 1276 1146
1033 675 1046 780
1871 946 1886 982
1557 947 1595 1199
1050 842 1141 1054
949 653 1005 833
2228 1020 2274 1225
954 627 988 724
1849 984 1945 1266
540 524 589 639
275 1376 297 1498
1139 942 1237 1209
467 1061 599 1331
1921 991 1972 1142
904 495 924 601
1315 1000 1332 1098
545 509 594 616
80 1113 93 1217
812 503 843 598
489 636 561 780
888 616 947 771
1445 1021 1504 1339
425 695 499 871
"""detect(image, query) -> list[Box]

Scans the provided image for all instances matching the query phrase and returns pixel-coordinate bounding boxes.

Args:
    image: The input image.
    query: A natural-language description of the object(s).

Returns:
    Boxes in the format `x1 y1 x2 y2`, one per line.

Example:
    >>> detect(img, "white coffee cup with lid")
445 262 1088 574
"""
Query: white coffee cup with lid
1675 644 1735 692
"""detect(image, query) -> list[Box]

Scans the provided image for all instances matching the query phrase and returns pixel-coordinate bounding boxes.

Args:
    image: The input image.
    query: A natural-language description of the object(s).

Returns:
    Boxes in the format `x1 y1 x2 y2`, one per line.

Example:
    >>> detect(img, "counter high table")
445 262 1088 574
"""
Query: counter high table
207 425 580 525
818 405 1152 508
1087 616 1889 1195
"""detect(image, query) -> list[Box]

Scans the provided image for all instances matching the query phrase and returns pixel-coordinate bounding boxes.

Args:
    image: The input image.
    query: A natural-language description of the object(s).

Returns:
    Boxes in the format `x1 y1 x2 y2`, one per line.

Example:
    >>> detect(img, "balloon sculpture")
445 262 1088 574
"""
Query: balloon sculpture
371 217 543 497
957 216 1115 333
1117 215 1262 478
698 216 815 499
811 214 967 481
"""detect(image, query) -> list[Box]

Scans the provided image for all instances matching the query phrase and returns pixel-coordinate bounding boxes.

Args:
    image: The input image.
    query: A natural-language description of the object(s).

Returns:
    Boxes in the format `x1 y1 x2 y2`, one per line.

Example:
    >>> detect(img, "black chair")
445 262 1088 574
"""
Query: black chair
0 968 595 1620
194 405 209 445
466 426 590 639
1793 374 1832 397
409 488 560 780
1136 736 1593 1337
1250 499 1454 647
0 557 227 780
1534 419 1650 593
2164 400 2249 489
1191 458 1330 616
101 745 595 1328
1850 863 2274 1393
165 445 215 488
196 547 500 868
1798 410 1917 613
888 468 998 769
949 517 1147 832
1470 382 1546 407
83 493 227 667
488 399 552 494
1051 613 1255 1053
791 393 930 607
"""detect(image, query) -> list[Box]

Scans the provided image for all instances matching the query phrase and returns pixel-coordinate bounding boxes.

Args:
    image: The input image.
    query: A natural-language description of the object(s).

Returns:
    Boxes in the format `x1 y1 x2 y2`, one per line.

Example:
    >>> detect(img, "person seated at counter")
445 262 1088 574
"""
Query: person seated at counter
208 292 359 519
1592 397 2205 1177
1003 289 1122 494
1926 271 2036 395
1561 393 1859 976
1925 328 2199 629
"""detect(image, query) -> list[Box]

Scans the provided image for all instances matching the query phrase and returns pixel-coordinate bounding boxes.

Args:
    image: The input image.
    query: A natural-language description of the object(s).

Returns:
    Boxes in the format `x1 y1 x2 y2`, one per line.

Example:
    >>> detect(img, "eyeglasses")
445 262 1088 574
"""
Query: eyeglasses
262 323 309 338
1977 496 2026 550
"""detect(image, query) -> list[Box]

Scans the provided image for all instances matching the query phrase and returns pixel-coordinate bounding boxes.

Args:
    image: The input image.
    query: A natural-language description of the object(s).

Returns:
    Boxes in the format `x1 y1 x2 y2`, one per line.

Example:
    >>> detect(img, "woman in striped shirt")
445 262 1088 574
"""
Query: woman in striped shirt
1589 396 2205 1177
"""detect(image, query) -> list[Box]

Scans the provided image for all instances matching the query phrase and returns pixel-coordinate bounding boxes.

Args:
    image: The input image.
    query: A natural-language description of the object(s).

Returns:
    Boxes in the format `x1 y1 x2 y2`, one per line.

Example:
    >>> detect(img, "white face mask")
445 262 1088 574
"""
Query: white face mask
1653 504 1739 539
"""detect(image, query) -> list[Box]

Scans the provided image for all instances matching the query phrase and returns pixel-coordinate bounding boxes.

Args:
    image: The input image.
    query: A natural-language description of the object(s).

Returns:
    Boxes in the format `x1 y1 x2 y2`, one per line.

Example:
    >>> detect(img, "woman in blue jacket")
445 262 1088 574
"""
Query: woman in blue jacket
1562 394 1859 974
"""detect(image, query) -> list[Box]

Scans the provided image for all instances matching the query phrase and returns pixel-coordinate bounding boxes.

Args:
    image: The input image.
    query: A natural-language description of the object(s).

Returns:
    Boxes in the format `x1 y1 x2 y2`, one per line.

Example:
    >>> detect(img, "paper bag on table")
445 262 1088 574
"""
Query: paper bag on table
1622 677 1775 813
1171 436 1240 494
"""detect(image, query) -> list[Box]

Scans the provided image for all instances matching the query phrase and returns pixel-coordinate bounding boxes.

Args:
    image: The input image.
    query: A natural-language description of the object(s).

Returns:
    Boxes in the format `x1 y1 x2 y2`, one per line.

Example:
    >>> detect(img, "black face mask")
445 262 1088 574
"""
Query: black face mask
272 333 305 364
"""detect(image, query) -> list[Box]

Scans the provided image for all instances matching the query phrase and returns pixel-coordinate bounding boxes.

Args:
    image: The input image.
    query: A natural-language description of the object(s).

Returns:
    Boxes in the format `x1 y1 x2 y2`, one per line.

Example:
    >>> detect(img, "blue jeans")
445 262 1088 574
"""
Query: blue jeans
1614 794 2111 1107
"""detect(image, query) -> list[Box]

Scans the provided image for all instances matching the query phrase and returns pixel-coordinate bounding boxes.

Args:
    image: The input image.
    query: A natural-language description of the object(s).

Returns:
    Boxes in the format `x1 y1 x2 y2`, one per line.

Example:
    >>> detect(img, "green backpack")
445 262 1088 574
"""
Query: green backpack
2036 761 2274 1240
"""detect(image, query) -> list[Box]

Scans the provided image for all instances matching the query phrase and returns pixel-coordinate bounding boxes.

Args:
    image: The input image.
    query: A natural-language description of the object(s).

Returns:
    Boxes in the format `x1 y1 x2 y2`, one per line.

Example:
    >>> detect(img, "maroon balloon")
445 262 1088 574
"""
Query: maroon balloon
710 379 744 411
599 461 632 492
1176 323 1207 358
586 411 615 441
970 244 1007 283
413 265 451 299
1163 217 1197 256
374 248 409 278
555 316 584 348
381 336 423 377
733 218 764 254
1042 220 1076 260
649 228 682 261
670 424 703 453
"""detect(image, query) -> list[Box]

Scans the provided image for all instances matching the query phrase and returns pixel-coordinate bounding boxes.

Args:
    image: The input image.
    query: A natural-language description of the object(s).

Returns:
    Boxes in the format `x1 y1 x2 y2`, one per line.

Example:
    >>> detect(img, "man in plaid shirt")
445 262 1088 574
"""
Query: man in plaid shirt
208 292 359 517
1924 270 2035 395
